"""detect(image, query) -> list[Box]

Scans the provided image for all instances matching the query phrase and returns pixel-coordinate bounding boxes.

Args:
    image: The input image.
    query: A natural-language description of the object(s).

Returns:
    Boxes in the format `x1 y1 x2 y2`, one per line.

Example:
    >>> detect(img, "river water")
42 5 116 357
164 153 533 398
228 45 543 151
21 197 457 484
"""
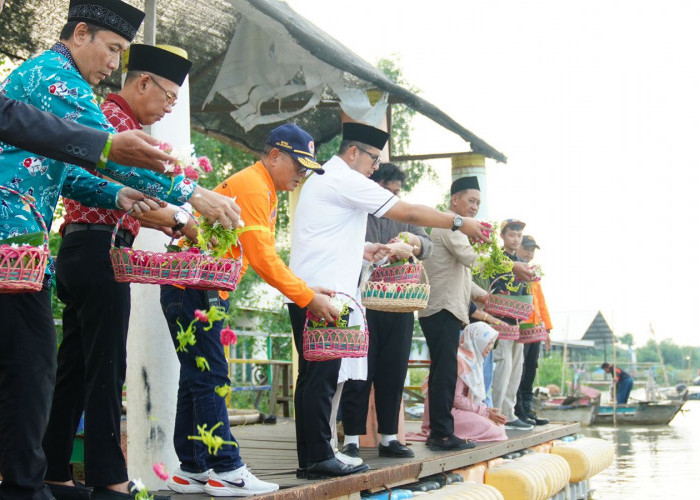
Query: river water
582 400 699 499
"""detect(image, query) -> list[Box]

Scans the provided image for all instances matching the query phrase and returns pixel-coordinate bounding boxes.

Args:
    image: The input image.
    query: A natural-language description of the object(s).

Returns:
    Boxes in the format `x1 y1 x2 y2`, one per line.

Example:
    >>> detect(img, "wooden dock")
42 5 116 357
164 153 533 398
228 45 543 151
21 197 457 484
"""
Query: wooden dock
170 419 580 499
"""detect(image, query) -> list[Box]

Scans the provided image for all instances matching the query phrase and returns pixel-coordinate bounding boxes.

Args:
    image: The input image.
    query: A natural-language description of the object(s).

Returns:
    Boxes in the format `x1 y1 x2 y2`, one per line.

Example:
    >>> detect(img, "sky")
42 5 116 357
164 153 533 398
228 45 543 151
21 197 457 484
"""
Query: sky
286 0 700 348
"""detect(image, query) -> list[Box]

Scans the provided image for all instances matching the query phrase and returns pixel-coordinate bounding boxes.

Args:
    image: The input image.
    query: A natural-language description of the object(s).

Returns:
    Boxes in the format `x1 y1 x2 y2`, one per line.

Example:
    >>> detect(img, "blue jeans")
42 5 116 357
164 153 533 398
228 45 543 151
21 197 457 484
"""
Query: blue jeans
160 286 242 473
483 351 494 407
616 377 634 404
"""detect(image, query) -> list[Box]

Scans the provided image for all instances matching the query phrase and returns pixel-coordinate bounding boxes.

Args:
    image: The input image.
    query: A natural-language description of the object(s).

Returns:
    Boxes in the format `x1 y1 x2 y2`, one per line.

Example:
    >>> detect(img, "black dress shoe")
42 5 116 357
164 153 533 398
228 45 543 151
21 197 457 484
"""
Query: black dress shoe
528 413 550 425
304 457 370 479
341 443 360 458
295 468 307 479
91 483 171 500
378 440 415 458
425 434 476 451
47 482 91 500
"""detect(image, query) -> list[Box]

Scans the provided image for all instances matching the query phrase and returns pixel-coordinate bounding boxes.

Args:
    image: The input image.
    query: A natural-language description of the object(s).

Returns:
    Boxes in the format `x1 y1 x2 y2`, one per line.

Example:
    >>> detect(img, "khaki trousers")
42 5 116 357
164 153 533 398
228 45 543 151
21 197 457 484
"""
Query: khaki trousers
492 339 524 422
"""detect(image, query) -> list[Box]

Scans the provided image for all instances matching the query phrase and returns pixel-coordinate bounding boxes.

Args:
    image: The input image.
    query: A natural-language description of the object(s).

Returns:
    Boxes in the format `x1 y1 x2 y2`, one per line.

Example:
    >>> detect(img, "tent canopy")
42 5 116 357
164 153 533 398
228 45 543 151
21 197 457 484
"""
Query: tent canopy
0 0 507 162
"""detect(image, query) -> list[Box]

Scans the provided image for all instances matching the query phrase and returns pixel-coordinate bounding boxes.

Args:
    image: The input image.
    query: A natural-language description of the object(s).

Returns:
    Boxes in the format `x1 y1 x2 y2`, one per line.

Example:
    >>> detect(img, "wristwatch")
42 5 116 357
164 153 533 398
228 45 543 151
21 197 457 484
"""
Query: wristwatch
451 214 464 231
172 211 188 232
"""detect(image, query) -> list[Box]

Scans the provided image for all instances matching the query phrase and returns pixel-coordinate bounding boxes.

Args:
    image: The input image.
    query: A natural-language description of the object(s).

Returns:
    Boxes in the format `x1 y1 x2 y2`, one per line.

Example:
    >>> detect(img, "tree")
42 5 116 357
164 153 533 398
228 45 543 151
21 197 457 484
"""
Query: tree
316 55 436 192
619 333 635 349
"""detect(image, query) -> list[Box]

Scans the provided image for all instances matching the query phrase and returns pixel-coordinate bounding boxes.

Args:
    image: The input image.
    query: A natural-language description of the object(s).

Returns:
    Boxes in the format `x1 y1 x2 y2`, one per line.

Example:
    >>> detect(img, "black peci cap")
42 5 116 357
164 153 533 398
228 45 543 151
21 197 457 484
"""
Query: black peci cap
450 176 480 195
342 122 389 150
68 0 145 42
127 44 192 86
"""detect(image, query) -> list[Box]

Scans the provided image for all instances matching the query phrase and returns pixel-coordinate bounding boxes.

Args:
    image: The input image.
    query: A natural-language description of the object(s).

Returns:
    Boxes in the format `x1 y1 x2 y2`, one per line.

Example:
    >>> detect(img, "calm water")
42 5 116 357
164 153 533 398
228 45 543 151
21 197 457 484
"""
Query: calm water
583 400 699 499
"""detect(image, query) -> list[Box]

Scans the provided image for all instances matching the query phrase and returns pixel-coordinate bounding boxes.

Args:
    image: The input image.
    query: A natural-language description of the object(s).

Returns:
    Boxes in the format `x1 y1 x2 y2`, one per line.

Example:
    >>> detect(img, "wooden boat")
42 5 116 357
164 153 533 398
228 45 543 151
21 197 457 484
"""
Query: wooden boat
536 395 600 427
593 400 686 425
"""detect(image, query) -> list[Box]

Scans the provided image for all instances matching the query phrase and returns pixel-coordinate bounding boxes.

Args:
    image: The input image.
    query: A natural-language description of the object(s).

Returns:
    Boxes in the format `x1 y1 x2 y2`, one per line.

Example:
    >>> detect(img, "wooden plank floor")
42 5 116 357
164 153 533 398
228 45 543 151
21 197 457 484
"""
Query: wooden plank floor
168 419 580 499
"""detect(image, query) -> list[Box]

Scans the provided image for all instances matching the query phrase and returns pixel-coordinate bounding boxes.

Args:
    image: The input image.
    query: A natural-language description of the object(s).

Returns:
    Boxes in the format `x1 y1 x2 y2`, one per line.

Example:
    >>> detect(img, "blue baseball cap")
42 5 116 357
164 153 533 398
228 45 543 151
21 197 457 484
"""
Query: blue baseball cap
266 124 324 174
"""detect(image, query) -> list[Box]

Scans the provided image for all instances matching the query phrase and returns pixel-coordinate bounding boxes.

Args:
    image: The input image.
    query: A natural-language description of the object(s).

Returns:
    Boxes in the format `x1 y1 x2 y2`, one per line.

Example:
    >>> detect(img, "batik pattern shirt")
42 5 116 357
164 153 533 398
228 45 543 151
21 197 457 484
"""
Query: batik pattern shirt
0 46 197 246
61 94 142 237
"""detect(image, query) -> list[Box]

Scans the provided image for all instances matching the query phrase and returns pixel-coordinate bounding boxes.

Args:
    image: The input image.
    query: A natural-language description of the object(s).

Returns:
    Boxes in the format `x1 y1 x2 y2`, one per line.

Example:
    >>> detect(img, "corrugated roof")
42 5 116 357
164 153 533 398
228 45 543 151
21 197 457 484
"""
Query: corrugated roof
582 311 616 347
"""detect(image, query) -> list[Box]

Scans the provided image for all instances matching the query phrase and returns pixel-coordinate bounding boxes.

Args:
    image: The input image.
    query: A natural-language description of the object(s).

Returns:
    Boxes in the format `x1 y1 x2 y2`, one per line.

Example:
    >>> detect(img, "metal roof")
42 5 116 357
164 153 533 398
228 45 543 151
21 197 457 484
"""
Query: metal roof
581 311 616 347
0 0 507 162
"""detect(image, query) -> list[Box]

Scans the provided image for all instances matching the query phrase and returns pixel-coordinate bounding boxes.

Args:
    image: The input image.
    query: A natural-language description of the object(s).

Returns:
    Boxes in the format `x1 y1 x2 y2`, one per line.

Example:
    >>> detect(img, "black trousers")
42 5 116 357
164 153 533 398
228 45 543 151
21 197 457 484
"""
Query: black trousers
515 341 541 418
43 231 131 486
288 303 340 467
341 309 413 436
0 277 55 500
418 310 461 438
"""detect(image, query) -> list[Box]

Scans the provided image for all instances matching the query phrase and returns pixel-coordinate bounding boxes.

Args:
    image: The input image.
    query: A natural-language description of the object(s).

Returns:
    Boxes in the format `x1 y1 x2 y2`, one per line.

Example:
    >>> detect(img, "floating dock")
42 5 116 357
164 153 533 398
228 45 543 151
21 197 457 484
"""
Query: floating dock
168 419 581 499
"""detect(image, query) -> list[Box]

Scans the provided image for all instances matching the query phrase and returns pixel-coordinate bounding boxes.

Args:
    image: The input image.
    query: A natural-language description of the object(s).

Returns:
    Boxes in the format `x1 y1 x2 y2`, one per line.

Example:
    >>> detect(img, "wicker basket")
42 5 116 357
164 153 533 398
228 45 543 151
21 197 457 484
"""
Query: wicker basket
494 321 520 341
303 292 368 361
361 265 430 312
484 293 534 321
0 187 49 293
190 242 243 291
517 322 548 344
369 261 422 284
110 215 202 285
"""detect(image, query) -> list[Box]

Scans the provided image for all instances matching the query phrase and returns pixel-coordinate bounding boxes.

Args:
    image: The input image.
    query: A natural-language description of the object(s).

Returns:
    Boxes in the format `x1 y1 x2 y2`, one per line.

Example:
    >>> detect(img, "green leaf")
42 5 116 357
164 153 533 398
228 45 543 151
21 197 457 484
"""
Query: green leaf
0 231 45 247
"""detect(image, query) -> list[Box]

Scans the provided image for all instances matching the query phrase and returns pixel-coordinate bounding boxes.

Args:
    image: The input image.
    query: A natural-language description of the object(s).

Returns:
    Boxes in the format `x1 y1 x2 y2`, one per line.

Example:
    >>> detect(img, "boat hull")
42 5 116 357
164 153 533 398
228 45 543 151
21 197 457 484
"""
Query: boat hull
594 401 685 425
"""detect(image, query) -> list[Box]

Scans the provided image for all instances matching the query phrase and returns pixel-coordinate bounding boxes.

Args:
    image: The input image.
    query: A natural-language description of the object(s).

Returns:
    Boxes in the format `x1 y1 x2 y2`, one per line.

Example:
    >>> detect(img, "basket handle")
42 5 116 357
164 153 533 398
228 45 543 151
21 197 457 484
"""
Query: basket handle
110 213 131 249
304 290 368 334
0 185 50 248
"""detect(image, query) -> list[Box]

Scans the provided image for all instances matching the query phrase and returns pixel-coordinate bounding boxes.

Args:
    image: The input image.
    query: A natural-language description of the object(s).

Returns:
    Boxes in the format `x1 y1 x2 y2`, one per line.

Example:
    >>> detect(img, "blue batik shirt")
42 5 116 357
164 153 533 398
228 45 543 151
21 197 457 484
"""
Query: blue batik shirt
0 44 197 268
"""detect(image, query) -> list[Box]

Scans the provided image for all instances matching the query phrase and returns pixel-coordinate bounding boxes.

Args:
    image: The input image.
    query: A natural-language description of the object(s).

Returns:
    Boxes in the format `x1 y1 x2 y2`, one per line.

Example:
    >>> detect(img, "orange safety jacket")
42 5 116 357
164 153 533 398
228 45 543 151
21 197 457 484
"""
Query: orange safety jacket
214 161 314 307
527 280 553 330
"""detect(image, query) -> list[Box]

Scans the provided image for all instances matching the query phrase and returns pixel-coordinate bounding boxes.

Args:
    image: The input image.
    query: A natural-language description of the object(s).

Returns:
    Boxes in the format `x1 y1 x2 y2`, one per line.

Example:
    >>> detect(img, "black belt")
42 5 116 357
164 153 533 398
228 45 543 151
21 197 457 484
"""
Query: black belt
64 223 135 247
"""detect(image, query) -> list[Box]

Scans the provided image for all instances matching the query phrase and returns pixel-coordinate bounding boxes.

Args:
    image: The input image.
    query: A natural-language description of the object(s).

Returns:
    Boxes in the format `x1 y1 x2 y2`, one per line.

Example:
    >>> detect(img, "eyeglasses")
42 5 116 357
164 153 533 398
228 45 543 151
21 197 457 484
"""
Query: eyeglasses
143 74 177 106
279 149 309 175
356 146 381 167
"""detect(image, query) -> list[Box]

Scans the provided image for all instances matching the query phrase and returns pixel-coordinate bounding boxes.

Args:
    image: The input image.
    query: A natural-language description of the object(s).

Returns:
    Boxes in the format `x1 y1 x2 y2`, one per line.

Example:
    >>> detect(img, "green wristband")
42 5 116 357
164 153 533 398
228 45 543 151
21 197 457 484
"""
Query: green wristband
97 134 113 169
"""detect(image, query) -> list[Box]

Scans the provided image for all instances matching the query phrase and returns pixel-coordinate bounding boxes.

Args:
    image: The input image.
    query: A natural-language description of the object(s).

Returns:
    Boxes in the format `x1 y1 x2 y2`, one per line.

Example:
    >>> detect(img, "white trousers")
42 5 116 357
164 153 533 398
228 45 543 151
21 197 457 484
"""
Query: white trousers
492 339 524 421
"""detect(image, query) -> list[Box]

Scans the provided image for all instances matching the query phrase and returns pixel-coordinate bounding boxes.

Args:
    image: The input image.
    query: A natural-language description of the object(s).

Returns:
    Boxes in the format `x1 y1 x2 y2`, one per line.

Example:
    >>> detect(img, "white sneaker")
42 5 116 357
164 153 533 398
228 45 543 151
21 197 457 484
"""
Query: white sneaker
204 466 279 497
335 451 364 467
167 467 211 493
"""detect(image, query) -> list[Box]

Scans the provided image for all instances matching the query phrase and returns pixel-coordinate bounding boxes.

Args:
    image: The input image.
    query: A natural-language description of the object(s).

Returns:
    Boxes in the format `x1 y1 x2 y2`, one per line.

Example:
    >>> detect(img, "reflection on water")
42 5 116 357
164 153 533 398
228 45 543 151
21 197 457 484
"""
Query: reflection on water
583 400 698 499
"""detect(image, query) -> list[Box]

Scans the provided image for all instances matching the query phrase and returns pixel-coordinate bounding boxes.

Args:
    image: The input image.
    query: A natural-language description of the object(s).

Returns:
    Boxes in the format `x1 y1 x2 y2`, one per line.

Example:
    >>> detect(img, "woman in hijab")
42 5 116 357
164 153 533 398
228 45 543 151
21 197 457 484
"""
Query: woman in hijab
419 322 508 442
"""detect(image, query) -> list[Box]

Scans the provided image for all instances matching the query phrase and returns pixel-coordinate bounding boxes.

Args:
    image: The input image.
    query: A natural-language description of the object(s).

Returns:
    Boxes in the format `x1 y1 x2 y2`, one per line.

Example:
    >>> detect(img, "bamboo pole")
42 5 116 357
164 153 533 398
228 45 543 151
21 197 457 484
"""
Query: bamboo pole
612 312 617 426
650 323 670 386
560 317 569 395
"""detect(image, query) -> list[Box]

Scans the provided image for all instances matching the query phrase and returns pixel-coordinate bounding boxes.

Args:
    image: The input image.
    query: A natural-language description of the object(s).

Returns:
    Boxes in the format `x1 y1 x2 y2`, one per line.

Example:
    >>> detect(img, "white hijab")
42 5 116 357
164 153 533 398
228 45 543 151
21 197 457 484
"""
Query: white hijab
457 322 499 405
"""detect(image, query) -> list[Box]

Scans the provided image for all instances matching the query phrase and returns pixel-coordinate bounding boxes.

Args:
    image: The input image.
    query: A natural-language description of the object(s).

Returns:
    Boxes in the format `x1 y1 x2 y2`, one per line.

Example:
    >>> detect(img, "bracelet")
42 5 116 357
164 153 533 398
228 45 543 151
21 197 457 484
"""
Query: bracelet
97 134 113 169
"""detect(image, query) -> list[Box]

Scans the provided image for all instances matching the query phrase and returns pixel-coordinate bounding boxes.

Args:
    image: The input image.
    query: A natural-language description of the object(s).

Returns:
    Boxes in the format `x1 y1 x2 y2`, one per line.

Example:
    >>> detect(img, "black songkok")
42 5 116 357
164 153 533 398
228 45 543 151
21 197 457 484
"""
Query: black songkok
68 0 145 42
342 122 389 150
450 176 480 195
127 45 192 86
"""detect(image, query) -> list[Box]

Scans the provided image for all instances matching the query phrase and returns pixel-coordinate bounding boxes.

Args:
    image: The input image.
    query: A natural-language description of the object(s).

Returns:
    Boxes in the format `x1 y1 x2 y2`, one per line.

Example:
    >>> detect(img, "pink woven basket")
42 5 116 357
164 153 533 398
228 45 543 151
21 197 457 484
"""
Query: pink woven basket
303 292 368 361
484 294 534 321
110 215 202 285
517 322 548 344
494 322 520 341
0 186 49 293
190 251 242 292
369 261 422 284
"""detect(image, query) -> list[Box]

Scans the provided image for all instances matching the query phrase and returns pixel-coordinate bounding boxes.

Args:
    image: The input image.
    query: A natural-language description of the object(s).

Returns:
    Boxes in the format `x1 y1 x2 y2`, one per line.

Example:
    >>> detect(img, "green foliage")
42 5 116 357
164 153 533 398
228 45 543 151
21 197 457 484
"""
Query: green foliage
191 131 256 190
377 56 435 192
536 353 568 388
619 333 635 348
636 338 699 371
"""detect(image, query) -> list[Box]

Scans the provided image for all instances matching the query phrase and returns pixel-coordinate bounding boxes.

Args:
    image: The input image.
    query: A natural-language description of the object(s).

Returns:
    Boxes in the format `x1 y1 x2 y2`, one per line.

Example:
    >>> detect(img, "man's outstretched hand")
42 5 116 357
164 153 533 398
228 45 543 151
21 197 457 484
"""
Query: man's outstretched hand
109 130 177 173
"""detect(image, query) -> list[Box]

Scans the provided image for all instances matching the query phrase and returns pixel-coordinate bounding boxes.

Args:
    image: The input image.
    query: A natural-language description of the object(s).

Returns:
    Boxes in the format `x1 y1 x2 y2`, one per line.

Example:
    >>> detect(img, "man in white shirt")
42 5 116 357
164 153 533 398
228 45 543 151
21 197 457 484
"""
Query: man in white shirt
288 122 493 479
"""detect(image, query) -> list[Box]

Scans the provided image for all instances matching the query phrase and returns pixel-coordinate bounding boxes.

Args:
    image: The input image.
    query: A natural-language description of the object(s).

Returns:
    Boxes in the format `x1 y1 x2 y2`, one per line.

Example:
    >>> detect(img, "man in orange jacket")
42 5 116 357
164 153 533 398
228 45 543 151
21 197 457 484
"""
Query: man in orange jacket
159 123 337 497
515 235 553 425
